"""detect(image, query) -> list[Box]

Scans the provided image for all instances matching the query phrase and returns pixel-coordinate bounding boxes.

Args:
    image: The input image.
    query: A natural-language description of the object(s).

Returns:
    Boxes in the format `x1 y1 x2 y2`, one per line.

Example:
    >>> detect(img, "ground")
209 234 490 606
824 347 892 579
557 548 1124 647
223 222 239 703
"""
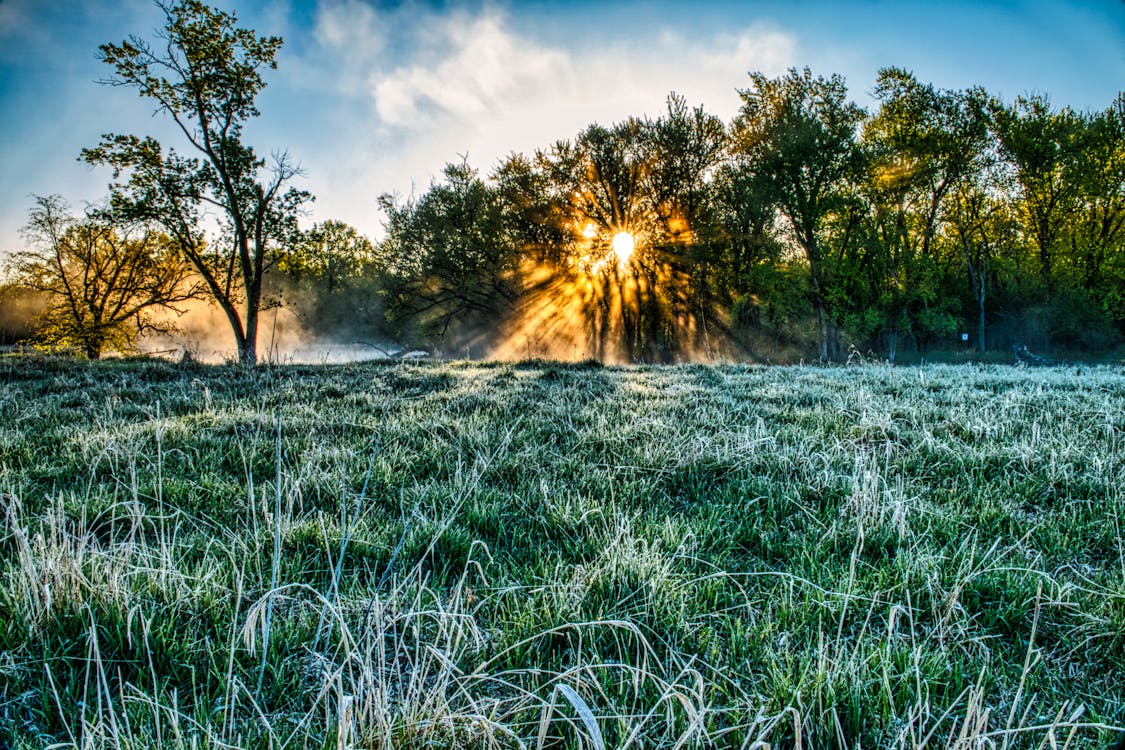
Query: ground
1 355 1123 748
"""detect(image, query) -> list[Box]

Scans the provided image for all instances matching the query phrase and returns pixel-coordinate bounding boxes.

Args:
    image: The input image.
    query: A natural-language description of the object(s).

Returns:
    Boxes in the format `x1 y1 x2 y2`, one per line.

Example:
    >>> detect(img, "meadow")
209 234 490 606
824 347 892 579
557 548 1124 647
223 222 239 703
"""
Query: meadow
1 356 1123 749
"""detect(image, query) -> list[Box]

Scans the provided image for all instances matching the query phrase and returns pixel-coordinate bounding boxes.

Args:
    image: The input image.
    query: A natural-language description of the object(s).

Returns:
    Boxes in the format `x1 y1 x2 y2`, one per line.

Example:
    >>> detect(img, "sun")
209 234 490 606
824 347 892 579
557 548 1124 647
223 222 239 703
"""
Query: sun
611 232 635 264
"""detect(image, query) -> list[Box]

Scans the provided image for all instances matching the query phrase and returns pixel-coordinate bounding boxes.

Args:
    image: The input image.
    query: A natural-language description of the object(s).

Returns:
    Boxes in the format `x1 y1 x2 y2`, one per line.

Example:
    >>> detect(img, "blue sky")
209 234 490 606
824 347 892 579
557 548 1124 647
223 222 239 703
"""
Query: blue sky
1 0 1122 255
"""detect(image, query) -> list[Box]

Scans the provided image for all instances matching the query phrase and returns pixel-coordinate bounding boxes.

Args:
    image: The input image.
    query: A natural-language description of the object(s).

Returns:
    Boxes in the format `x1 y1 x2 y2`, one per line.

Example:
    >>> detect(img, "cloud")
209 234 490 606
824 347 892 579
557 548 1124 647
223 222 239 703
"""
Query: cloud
372 12 573 128
369 10 794 134
314 0 382 55
314 0 384 83
295 6 797 239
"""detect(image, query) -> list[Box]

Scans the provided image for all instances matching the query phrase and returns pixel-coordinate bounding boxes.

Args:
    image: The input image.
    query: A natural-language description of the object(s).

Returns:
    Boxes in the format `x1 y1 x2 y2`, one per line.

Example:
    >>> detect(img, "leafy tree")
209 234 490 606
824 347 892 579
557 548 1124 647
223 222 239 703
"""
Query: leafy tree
551 120 654 248
987 95 1125 349
643 93 728 246
710 156 812 356
711 154 780 287
991 95 1086 292
530 107 728 361
273 220 386 339
864 68 992 359
82 0 311 364
501 120 658 359
279 220 380 293
732 67 867 360
12 195 197 358
379 162 520 345
946 182 1018 354
1069 104 1125 328
492 153 573 266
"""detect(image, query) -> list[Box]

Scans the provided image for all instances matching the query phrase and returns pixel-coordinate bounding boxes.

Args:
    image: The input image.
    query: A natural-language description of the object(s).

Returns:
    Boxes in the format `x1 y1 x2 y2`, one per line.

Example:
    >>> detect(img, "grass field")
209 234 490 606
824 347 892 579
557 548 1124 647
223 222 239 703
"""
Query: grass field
1 356 1123 749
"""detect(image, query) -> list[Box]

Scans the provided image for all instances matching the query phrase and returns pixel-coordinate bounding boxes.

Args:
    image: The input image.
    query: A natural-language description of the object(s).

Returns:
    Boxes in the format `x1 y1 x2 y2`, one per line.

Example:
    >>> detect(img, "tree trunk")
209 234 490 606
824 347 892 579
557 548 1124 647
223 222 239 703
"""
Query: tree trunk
961 234 987 357
815 300 829 362
805 232 833 363
977 283 986 355
1037 218 1053 291
240 268 262 365
208 297 251 365
238 338 257 365
241 305 258 365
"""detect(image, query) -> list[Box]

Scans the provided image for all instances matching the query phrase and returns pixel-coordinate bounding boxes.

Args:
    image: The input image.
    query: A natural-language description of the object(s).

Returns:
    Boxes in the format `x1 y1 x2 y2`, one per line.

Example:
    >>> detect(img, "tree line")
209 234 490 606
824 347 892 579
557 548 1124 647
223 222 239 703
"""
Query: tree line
3 0 1123 363
381 72 1125 362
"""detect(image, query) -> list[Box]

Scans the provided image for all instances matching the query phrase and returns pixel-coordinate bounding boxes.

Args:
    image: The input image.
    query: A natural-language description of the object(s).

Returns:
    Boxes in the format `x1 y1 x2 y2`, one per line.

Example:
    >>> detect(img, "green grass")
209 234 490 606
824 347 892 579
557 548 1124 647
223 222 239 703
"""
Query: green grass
1 355 1123 748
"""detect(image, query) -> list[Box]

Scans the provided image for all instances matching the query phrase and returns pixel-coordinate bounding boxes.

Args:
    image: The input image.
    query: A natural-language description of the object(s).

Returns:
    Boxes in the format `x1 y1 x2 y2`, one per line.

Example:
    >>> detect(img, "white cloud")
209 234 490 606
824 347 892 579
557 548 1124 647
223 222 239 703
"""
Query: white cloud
369 11 794 134
372 13 573 127
294 0 385 96
705 25 797 85
314 0 382 55
297 7 796 239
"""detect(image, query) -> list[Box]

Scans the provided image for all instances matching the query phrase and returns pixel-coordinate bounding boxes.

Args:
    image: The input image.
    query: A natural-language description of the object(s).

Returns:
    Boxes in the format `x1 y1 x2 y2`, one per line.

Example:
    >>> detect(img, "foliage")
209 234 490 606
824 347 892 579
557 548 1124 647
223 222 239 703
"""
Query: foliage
860 68 993 359
379 161 522 348
82 0 311 365
371 71 1123 361
272 220 387 339
10 195 197 358
731 67 868 360
278 220 380 289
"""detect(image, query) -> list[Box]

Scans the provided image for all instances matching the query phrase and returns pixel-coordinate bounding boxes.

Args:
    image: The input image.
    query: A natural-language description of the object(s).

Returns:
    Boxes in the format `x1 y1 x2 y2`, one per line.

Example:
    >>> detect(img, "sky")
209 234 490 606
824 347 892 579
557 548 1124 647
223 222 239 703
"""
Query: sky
0 0 1122 257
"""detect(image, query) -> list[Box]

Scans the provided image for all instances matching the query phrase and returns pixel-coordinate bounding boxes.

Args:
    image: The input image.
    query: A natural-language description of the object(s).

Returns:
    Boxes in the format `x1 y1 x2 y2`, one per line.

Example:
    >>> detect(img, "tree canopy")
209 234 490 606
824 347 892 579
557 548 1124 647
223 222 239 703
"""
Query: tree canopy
378 71 1124 361
12 195 197 358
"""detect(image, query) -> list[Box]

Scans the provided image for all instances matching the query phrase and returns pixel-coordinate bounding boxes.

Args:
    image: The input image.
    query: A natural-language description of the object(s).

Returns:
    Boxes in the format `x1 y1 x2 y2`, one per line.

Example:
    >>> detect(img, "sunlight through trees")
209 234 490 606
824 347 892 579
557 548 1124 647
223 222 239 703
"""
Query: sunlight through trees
6 0 1123 363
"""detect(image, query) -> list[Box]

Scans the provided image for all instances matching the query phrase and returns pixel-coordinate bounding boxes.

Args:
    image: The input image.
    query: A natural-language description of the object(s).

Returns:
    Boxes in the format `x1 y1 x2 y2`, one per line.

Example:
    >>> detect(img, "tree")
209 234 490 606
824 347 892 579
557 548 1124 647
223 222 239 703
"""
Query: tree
526 112 726 361
492 152 573 266
379 162 521 345
12 195 196 358
710 156 798 339
643 93 728 246
82 0 311 364
556 120 654 246
279 220 380 293
274 220 387 338
732 67 867 360
946 182 1018 354
991 95 1086 292
1069 105 1125 325
863 69 992 359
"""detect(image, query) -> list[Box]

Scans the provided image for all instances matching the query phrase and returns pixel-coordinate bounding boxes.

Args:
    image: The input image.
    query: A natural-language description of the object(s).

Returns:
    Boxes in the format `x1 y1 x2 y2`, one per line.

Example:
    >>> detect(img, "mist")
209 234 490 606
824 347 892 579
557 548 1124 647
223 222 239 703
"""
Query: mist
0 284 46 346
138 298 408 365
